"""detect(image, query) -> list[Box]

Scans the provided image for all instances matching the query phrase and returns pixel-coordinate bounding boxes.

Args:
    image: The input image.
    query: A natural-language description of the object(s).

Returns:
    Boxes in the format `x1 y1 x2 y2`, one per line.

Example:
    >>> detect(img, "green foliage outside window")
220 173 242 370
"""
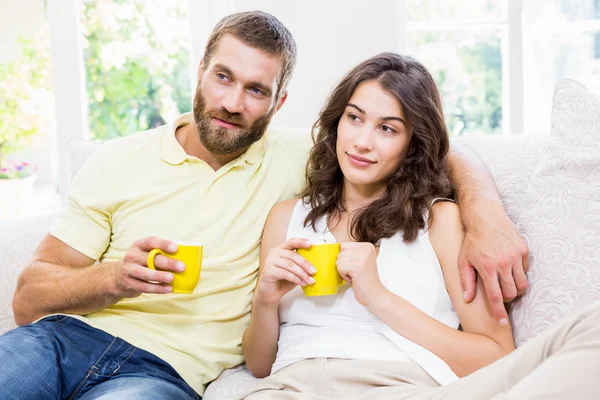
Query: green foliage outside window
81 0 191 140
0 35 53 171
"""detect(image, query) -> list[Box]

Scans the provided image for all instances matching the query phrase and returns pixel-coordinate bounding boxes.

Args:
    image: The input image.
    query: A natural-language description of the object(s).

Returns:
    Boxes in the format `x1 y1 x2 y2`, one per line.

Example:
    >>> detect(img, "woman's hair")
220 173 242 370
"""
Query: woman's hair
300 52 452 244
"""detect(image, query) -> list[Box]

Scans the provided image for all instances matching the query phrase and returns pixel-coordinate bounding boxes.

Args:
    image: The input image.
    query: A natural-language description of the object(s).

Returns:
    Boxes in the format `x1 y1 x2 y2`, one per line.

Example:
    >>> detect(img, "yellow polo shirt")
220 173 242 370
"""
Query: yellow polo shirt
50 113 312 394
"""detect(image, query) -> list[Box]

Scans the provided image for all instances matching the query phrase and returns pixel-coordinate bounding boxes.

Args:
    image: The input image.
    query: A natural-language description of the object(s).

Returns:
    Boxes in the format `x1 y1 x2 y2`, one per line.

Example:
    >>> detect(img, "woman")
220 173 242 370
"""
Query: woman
240 53 600 399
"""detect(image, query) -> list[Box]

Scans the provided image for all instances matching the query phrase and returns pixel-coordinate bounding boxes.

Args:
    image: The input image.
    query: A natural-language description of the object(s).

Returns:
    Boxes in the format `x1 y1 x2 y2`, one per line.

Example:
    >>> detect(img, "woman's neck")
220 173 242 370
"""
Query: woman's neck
341 180 386 214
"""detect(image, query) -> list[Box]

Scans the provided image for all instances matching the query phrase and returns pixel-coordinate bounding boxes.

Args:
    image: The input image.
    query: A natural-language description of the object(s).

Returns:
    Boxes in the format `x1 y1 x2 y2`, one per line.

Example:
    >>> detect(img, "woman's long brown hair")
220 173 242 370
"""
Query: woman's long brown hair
300 52 452 244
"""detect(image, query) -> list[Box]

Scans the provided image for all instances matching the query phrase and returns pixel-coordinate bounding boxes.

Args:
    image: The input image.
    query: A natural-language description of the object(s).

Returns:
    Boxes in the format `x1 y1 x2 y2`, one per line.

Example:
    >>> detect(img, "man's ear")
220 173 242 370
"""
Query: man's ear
275 91 288 112
197 58 205 79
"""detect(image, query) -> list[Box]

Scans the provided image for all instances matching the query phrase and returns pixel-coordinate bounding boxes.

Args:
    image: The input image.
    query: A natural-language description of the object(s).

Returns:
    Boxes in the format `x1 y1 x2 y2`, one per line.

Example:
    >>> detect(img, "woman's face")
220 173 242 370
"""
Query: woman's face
336 80 412 191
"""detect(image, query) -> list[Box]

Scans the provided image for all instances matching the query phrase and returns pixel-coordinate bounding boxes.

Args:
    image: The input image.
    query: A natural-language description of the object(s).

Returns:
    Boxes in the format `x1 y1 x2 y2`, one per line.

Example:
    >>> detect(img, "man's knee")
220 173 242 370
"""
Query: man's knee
0 324 56 363
0 325 60 398
78 376 197 400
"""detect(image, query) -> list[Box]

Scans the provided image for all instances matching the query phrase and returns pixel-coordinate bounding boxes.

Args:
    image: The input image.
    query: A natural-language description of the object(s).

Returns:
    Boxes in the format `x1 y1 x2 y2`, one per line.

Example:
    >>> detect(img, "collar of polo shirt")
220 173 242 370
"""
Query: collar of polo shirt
159 112 267 167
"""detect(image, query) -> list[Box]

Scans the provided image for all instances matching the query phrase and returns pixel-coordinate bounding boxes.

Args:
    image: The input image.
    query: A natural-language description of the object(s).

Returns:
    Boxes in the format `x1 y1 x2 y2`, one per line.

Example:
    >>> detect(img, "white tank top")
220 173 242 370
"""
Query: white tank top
272 199 460 385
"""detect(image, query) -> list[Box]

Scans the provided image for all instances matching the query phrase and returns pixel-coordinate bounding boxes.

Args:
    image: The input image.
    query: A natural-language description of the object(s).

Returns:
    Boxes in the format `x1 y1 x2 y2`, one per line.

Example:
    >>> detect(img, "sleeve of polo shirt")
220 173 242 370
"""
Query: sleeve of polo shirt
280 127 313 192
50 148 116 261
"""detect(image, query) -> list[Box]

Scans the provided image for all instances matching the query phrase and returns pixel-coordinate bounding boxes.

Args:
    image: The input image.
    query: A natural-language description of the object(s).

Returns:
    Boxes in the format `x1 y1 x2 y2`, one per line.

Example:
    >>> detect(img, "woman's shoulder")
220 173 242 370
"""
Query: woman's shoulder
428 200 461 231
428 201 462 244
262 198 303 246
267 198 302 223
426 200 463 259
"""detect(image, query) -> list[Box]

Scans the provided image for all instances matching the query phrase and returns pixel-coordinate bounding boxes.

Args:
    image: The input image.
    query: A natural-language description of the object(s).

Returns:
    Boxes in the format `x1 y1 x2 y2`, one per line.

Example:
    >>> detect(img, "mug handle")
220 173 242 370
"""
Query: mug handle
147 248 165 270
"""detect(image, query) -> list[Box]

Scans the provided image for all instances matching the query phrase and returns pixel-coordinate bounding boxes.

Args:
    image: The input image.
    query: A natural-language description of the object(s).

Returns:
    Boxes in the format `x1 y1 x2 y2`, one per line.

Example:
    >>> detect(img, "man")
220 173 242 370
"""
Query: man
1 11 527 399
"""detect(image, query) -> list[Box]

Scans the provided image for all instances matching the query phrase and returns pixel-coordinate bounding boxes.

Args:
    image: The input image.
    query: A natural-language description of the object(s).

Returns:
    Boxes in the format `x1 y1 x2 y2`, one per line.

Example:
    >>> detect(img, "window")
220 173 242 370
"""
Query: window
523 0 600 133
403 0 507 136
0 1 58 220
80 0 192 140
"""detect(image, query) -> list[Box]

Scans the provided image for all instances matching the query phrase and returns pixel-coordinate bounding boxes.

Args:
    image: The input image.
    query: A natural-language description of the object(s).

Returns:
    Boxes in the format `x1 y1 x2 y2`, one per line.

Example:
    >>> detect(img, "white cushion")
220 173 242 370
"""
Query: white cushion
451 135 550 224
0 211 59 335
511 79 600 346
68 137 103 184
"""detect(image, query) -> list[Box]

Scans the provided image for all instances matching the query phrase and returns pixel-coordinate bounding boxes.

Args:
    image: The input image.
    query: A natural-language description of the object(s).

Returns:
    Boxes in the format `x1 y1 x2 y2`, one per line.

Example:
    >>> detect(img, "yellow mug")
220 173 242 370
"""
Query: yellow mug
147 242 203 294
297 243 343 296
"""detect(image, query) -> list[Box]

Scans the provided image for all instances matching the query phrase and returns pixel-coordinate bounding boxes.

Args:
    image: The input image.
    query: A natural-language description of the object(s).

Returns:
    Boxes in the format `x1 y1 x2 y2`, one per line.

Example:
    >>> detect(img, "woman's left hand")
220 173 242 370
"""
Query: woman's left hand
336 242 386 307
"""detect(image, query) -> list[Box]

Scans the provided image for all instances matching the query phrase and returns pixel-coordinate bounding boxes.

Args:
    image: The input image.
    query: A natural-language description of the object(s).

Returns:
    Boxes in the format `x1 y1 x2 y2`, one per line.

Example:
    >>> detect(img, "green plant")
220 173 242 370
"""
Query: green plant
0 32 54 172
81 0 191 140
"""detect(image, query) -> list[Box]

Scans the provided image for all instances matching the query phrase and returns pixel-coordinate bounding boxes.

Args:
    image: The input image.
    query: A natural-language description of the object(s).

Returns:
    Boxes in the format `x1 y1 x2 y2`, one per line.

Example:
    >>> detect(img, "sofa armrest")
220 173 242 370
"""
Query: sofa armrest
0 211 60 335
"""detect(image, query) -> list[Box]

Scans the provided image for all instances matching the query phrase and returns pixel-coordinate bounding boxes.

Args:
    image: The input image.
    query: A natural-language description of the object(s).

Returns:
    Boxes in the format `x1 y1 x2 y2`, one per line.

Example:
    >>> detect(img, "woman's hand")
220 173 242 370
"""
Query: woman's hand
336 242 387 307
254 238 315 306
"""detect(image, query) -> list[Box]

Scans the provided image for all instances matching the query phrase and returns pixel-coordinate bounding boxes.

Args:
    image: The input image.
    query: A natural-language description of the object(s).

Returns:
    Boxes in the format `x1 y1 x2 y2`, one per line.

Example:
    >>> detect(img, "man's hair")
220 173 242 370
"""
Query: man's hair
301 52 453 244
203 11 297 101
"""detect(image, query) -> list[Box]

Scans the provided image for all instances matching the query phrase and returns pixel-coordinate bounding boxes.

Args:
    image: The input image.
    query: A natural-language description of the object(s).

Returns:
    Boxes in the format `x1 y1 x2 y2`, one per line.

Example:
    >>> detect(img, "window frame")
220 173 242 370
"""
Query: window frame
397 0 523 137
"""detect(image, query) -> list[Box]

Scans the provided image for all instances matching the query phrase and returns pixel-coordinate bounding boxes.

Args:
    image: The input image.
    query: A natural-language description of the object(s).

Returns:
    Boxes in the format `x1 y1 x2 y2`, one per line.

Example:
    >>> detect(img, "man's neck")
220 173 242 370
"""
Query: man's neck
175 123 246 171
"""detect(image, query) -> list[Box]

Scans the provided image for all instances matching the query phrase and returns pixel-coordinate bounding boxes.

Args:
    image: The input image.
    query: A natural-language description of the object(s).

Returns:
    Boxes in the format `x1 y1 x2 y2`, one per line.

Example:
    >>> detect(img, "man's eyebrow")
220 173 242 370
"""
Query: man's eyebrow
347 103 405 124
214 63 272 96
214 63 235 77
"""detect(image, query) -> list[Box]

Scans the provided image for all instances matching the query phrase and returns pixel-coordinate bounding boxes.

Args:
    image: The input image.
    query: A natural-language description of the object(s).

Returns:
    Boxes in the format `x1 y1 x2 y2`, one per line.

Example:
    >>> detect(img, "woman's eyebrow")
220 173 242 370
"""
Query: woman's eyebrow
347 103 365 113
347 103 405 124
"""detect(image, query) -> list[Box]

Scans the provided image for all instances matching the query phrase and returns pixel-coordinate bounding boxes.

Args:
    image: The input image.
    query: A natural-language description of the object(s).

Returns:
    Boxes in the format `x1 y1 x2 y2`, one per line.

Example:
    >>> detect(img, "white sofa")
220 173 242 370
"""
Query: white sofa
1 79 599 399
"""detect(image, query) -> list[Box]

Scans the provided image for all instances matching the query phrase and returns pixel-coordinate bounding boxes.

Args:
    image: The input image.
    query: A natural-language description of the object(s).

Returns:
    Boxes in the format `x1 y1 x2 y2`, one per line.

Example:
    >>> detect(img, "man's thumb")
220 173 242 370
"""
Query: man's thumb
459 253 477 303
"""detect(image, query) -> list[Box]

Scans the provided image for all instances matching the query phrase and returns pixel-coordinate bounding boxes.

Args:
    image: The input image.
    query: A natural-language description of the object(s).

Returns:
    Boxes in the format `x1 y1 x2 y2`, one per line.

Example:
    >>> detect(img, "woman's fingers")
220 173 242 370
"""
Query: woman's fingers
279 250 315 280
272 266 306 287
281 237 312 251
278 257 315 286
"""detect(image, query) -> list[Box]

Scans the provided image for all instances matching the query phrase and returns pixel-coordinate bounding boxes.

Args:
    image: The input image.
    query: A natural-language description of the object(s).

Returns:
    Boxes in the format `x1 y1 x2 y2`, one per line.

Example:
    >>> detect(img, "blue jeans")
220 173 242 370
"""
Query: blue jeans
0 315 200 400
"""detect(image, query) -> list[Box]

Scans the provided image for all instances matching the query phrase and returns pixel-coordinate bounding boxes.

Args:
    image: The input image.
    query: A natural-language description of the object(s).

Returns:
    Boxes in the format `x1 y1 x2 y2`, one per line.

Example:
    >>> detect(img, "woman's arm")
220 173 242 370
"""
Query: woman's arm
242 198 311 378
368 201 515 378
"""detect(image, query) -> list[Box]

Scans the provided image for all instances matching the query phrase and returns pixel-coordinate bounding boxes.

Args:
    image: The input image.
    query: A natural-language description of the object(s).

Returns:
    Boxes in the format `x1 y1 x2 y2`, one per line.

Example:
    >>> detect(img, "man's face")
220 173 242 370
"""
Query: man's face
194 34 284 155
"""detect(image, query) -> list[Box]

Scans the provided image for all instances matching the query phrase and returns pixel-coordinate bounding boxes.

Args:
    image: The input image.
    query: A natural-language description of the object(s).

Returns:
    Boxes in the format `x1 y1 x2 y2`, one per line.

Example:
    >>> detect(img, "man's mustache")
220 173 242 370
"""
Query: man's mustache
208 109 247 127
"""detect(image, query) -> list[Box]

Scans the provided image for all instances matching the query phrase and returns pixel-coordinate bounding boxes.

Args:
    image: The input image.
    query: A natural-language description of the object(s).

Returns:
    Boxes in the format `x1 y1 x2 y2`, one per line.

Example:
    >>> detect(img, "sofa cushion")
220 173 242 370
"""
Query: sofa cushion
0 211 60 335
451 135 549 225
511 79 600 346
68 138 103 184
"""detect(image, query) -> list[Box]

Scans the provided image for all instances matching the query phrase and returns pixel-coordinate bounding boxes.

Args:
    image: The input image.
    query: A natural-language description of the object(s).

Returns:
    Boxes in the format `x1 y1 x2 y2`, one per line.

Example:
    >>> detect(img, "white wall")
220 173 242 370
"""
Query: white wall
193 0 399 129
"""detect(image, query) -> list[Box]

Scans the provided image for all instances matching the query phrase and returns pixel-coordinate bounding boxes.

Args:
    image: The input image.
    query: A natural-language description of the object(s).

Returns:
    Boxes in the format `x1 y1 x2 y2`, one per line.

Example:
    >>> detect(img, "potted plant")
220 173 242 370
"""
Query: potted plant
0 33 53 220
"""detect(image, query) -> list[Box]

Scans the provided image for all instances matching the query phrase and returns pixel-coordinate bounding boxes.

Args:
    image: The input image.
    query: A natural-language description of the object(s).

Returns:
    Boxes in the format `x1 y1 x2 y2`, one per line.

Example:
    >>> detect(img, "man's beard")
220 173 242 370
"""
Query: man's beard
193 87 274 155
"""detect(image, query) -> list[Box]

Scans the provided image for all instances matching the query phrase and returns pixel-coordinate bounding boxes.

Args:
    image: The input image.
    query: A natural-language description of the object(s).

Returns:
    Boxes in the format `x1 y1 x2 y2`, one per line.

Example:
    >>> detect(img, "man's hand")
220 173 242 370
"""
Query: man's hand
458 201 529 325
112 236 184 298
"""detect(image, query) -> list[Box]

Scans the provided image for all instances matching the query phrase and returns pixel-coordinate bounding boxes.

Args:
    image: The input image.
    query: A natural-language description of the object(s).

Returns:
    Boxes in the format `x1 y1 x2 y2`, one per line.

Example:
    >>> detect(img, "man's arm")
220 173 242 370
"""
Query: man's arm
12 234 182 326
447 142 529 325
